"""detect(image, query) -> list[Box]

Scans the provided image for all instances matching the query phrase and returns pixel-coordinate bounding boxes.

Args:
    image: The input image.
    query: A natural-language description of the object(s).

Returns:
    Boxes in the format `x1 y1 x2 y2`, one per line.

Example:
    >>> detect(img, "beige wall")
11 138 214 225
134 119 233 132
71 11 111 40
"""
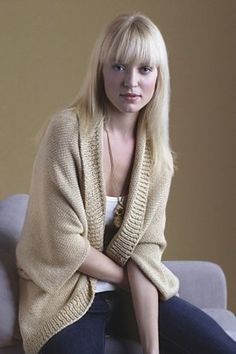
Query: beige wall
1 1 235 311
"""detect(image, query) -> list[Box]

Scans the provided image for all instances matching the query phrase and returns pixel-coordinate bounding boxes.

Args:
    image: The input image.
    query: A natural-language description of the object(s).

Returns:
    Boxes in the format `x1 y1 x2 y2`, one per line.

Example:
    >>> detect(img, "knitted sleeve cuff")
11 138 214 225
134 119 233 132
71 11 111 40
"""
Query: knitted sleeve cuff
130 240 179 300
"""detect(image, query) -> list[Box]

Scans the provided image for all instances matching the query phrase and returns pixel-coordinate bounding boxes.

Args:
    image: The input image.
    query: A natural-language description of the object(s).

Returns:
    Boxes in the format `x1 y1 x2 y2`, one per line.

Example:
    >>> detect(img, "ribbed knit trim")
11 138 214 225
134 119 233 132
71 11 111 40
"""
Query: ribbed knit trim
79 116 152 264
106 128 152 265
79 119 106 251
25 281 96 354
19 109 178 354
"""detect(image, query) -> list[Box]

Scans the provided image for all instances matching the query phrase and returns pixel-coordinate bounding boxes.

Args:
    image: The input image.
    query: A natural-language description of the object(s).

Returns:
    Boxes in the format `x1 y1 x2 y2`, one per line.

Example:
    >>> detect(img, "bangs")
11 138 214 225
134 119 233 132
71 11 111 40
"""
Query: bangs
102 24 161 67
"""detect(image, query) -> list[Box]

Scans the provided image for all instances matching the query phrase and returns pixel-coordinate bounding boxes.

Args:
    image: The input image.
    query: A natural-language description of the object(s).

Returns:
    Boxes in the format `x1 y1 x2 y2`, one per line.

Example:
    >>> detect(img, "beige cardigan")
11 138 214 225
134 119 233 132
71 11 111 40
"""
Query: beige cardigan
16 108 179 354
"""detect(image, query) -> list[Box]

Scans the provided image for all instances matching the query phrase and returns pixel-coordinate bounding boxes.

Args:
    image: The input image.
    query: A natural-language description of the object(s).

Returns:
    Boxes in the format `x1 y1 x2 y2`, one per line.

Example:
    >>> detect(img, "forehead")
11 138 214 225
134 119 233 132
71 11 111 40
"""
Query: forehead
101 27 160 67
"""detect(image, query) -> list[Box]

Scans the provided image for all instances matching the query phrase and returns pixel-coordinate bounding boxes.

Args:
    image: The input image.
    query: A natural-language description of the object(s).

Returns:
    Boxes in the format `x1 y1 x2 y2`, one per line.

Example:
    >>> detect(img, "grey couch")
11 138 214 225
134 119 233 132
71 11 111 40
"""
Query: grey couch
0 194 235 354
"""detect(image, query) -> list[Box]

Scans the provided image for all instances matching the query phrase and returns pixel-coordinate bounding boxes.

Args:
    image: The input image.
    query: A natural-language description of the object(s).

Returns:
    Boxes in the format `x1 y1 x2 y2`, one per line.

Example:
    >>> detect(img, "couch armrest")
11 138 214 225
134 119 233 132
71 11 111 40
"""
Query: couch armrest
163 260 227 309
0 194 29 349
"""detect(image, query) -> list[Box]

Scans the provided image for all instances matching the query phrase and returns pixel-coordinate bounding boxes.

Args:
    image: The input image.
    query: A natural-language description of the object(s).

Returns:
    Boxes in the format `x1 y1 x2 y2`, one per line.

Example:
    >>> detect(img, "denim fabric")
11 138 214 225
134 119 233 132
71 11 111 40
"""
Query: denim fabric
39 292 113 354
158 296 236 354
39 291 236 354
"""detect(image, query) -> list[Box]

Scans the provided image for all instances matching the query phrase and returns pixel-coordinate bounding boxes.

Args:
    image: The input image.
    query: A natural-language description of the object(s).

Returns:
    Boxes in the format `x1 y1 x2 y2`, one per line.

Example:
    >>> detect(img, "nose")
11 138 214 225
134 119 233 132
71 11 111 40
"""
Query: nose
123 68 138 88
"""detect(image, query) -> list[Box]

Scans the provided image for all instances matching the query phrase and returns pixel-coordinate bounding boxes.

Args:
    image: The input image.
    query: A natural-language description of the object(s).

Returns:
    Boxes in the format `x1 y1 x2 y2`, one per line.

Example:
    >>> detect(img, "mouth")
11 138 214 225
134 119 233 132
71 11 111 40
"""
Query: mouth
120 93 141 98
120 93 141 103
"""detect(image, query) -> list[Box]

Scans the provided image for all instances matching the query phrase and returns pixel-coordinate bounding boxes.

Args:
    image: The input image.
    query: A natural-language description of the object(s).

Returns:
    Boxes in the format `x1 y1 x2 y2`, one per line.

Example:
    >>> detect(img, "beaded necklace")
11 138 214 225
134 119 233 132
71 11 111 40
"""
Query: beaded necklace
104 125 129 228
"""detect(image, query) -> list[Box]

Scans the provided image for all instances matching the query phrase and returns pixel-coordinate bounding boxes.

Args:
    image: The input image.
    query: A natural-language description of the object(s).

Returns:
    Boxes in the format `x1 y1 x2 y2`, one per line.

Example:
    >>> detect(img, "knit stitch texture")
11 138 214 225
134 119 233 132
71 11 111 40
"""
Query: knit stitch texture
16 108 179 354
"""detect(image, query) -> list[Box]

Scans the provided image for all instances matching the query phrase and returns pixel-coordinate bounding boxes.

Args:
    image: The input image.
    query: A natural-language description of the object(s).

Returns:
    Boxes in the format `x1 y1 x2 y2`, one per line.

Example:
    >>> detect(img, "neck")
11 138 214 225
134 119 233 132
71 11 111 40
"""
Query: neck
104 108 138 139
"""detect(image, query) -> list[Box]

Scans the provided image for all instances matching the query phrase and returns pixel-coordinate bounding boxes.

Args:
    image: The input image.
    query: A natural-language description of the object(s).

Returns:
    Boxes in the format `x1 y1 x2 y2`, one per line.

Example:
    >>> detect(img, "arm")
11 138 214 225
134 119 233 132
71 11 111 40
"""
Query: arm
79 245 129 290
127 260 159 354
16 111 131 295
105 169 179 300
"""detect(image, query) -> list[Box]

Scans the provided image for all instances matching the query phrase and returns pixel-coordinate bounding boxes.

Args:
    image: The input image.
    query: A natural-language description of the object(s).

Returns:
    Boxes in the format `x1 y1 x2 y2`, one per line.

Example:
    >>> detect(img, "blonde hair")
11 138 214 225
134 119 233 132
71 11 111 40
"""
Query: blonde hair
69 13 177 177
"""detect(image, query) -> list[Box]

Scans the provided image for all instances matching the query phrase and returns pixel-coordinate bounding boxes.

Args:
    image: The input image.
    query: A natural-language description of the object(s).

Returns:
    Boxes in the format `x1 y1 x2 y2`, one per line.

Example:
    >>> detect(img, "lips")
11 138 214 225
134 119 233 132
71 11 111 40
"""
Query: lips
120 93 141 97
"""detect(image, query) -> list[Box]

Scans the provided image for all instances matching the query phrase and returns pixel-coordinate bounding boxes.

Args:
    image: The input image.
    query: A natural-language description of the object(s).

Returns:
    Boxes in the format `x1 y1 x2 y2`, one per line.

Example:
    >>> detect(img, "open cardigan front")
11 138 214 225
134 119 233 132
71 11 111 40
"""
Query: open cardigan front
16 108 179 354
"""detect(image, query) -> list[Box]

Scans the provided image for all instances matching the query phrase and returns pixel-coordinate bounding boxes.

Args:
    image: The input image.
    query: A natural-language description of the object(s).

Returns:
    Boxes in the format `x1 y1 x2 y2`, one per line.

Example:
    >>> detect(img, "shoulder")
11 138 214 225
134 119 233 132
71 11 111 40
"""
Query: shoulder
47 107 79 137
35 108 82 164
39 108 81 149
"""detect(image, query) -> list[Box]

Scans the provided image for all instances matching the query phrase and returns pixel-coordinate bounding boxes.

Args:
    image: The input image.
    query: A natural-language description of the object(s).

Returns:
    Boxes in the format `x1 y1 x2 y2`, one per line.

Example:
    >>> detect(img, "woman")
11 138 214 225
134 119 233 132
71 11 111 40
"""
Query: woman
16 13 236 354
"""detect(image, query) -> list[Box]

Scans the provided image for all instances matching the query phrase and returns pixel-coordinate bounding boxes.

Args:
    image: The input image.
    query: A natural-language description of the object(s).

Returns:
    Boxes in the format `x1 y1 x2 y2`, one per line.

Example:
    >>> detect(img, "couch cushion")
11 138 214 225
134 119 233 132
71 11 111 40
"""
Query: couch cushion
0 346 25 354
202 308 236 341
0 195 28 347
164 261 227 309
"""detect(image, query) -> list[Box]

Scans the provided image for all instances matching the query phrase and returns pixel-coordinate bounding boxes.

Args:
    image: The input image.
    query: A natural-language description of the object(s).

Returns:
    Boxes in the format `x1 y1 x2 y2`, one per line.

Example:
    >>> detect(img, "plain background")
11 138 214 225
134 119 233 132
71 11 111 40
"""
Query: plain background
0 1 235 312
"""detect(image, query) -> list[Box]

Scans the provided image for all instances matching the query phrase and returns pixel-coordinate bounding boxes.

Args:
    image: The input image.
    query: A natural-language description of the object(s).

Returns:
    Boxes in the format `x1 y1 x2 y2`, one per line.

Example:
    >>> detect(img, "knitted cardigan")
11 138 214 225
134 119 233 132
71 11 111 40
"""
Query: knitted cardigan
16 108 179 354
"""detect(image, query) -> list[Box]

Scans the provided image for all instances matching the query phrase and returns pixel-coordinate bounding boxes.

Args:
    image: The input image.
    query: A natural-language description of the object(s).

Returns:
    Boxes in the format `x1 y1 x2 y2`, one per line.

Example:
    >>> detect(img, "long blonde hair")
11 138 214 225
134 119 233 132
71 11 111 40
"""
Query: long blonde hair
69 13 177 177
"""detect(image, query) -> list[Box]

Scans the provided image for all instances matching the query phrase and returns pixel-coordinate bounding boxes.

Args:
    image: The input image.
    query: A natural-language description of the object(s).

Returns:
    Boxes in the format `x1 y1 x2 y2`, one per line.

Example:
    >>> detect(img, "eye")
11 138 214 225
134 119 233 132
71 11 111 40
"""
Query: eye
112 64 125 71
140 66 153 74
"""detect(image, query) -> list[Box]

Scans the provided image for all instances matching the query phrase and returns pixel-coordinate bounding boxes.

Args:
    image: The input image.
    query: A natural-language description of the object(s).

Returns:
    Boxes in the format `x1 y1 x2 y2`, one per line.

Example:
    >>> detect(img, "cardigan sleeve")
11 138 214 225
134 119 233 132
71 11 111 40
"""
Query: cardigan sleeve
16 110 91 295
130 170 179 300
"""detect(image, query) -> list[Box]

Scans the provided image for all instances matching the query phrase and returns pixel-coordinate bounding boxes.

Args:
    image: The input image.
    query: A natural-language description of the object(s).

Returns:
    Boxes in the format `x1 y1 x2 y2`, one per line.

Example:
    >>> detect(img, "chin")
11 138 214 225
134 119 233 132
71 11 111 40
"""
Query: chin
121 105 142 114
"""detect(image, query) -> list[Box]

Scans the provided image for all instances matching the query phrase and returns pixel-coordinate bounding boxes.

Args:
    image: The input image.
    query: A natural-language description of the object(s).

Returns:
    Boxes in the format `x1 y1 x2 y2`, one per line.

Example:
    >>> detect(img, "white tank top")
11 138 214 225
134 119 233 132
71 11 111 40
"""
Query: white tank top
95 196 119 293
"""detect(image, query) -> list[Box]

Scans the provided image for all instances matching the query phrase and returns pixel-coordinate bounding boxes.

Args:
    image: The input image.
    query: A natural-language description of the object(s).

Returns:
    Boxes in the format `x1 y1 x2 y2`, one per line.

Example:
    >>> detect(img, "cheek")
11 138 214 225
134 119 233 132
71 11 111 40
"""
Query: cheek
103 73 117 97
104 81 115 102
145 77 158 97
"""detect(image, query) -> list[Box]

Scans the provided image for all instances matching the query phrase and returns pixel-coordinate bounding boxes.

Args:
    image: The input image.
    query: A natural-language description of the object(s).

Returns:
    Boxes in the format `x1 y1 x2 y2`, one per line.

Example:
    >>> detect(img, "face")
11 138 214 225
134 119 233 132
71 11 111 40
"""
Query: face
102 61 158 117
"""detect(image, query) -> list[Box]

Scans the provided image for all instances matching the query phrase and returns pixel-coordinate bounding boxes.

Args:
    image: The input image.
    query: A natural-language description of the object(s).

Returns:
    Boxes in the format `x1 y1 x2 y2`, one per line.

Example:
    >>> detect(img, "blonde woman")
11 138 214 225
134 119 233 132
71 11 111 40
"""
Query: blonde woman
16 13 236 354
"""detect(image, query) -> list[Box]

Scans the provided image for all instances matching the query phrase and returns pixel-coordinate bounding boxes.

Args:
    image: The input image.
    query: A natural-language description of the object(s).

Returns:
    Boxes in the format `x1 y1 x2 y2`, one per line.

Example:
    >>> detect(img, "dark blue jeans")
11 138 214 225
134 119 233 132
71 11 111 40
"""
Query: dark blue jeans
39 291 236 354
